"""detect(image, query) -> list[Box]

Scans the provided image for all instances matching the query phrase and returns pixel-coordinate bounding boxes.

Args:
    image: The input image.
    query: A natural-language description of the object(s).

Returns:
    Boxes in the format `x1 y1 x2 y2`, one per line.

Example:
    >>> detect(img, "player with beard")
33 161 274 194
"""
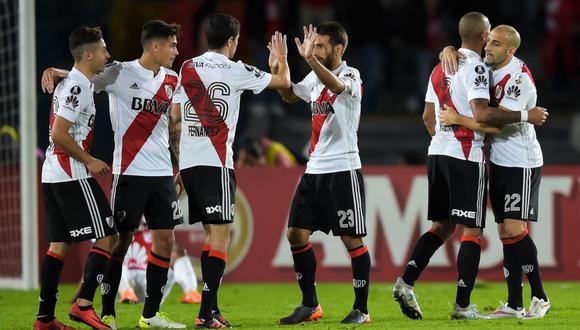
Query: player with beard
439 25 550 319
272 22 371 325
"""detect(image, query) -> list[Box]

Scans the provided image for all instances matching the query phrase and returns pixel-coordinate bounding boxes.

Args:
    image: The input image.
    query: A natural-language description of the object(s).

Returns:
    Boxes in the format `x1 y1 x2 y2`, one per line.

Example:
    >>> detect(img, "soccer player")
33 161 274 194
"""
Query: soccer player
117 219 201 305
391 12 548 320
42 20 186 329
271 23 371 325
170 13 291 328
36 26 117 330
439 25 550 319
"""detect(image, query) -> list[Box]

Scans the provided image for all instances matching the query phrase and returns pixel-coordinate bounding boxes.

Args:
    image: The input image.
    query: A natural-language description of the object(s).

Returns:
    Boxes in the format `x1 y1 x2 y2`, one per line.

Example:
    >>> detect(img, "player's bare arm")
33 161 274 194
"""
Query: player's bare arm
439 46 465 75
440 104 501 134
297 24 345 95
266 32 291 90
422 102 436 137
470 99 548 126
169 103 181 161
51 116 110 176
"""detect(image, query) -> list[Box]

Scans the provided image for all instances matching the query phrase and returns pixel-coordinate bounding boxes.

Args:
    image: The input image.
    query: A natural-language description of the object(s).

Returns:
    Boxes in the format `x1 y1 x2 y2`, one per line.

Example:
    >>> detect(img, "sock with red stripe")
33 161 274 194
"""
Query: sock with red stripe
37 251 65 322
198 250 226 320
501 230 527 310
402 230 445 286
291 243 318 307
143 251 171 318
520 234 547 301
455 236 481 308
349 245 370 314
79 247 111 302
101 253 125 317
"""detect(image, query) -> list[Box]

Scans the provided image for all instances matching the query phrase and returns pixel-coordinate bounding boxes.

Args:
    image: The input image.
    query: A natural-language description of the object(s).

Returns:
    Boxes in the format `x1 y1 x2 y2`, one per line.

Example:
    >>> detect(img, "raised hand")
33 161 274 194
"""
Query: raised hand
267 41 279 72
268 31 288 72
295 24 317 60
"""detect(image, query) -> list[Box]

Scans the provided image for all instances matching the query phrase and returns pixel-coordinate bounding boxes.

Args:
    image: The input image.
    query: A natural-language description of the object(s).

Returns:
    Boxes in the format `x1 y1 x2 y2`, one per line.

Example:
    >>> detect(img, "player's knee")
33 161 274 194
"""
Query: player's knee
431 221 455 240
340 235 363 250
459 225 482 238
286 228 309 247
48 242 70 257
498 219 526 239
152 231 174 254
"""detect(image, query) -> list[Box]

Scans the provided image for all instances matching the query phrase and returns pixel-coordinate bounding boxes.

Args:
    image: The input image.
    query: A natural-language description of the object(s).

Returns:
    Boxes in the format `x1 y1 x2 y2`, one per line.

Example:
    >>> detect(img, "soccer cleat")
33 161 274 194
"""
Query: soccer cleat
392 277 423 320
486 302 525 319
119 288 139 304
138 312 186 328
523 297 550 319
69 303 111 329
180 290 202 304
340 309 371 324
211 310 231 328
278 304 323 325
194 317 225 329
33 319 75 330
101 315 118 329
451 303 488 320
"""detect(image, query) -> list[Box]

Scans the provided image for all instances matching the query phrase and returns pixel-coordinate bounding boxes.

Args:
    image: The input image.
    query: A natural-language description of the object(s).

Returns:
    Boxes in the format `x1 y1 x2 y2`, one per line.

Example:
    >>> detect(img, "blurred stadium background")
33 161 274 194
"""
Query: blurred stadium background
1 0 580 322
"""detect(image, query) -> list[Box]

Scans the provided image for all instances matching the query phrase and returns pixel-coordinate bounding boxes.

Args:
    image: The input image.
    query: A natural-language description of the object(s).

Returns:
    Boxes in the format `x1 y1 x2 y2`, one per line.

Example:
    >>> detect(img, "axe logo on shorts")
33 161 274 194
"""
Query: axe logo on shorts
451 209 476 219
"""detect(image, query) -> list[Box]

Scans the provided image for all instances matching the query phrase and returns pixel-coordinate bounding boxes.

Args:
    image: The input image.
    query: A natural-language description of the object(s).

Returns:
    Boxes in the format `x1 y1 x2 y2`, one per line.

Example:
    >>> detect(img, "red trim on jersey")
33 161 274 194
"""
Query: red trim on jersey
49 99 72 178
120 74 177 174
180 60 229 166
309 87 337 155
431 64 474 160
521 64 535 86
491 73 511 106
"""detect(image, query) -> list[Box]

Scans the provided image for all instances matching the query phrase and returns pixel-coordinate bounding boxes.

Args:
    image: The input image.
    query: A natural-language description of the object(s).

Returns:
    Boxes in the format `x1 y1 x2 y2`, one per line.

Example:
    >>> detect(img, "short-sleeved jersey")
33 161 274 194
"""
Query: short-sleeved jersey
92 60 178 176
489 57 543 168
42 68 96 183
292 62 362 174
173 52 272 169
425 48 490 162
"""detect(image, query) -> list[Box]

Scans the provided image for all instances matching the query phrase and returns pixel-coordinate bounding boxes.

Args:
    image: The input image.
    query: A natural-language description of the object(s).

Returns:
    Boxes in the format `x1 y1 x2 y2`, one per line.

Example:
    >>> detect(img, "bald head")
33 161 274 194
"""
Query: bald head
492 25 521 49
459 12 490 43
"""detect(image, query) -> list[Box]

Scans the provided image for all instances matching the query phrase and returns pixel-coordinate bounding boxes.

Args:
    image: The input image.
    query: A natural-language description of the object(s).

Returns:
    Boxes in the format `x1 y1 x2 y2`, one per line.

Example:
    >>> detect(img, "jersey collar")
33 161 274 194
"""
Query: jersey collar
458 48 482 60
131 59 164 79
492 56 519 78
69 67 93 90
204 51 229 61
331 61 347 75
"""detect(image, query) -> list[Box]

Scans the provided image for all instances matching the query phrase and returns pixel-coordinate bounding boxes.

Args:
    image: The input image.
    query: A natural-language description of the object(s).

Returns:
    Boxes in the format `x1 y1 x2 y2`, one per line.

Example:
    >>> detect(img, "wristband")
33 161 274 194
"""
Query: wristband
520 110 528 122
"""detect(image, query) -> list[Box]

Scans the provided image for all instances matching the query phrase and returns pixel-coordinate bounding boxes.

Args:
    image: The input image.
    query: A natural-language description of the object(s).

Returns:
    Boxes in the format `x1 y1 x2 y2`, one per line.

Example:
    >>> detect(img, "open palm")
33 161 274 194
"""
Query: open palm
295 24 317 59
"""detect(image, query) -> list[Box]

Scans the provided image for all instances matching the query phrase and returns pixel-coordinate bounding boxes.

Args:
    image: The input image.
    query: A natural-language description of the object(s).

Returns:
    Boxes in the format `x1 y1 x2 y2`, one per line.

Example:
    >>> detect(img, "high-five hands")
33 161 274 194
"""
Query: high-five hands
295 24 317 60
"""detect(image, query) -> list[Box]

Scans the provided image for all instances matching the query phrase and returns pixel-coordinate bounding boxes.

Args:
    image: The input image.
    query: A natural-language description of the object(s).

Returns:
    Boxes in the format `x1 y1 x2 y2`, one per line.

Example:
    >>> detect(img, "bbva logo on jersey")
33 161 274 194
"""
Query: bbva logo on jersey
311 101 335 115
131 97 170 115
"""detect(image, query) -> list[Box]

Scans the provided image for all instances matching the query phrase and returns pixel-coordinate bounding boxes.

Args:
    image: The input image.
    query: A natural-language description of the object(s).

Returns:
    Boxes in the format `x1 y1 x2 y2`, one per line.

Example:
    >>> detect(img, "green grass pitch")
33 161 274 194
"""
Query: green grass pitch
1 282 579 329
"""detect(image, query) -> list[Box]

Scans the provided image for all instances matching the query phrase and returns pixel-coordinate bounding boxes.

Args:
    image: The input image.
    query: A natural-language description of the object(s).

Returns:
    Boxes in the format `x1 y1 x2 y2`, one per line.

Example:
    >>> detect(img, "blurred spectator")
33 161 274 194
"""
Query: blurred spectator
236 136 297 168
541 0 580 97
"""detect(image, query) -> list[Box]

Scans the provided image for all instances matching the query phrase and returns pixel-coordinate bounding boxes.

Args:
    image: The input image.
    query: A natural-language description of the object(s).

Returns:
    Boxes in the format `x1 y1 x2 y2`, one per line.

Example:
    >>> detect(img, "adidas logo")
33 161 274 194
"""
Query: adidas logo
407 260 418 268
474 75 488 87
530 208 535 215
506 85 521 98
202 283 209 291
130 82 139 89
458 279 466 287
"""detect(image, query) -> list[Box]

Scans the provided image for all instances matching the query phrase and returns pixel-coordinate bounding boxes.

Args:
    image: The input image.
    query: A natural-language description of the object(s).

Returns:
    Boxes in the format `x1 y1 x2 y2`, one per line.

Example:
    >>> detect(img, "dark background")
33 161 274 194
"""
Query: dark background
35 0 580 165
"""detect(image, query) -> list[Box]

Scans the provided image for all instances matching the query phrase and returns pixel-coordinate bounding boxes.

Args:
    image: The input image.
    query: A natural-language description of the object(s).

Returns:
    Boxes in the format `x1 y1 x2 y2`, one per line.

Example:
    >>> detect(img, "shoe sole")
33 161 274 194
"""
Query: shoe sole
393 291 422 320
69 313 108 329
278 316 322 325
